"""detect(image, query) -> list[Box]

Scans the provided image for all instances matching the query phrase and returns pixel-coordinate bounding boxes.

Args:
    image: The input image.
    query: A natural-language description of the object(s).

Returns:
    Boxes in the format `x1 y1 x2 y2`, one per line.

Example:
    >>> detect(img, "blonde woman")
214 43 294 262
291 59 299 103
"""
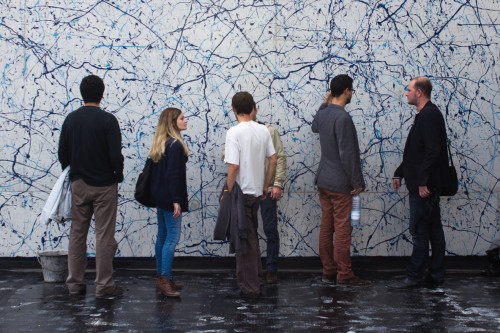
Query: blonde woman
149 107 189 297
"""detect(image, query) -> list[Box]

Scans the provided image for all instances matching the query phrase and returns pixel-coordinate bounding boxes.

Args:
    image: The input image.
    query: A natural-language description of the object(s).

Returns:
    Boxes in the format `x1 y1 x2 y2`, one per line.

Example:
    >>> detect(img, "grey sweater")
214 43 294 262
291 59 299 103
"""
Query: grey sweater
214 182 247 256
312 103 365 194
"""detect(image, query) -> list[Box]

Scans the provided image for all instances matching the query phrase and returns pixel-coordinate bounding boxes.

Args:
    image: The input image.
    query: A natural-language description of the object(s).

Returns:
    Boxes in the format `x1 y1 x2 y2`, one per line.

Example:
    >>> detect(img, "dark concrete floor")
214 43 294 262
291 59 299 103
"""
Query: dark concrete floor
0 258 499 332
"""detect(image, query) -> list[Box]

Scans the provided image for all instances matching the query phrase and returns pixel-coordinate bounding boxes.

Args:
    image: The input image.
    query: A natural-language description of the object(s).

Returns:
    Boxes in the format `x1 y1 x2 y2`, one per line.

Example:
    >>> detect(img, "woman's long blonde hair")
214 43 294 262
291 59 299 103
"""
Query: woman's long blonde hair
149 107 189 162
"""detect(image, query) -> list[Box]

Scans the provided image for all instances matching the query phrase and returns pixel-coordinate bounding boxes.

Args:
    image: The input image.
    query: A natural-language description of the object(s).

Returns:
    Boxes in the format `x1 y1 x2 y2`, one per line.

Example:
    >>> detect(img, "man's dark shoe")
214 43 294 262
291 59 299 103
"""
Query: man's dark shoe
321 274 336 285
338 275 371 286
68 285 86 295
266 271 278 284
424 275 444 288
387 278 422 290
96 284 124 298
224 289 262 299
240 291 262 299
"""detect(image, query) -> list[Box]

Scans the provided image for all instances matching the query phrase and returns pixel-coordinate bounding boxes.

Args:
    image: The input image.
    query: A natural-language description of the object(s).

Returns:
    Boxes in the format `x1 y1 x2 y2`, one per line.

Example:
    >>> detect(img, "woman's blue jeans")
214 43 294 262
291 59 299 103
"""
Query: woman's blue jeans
155 208 182 279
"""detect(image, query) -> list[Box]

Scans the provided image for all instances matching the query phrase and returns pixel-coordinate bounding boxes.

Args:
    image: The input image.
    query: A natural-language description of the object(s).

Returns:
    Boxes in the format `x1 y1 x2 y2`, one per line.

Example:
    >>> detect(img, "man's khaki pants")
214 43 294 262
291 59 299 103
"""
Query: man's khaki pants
66 179 118 294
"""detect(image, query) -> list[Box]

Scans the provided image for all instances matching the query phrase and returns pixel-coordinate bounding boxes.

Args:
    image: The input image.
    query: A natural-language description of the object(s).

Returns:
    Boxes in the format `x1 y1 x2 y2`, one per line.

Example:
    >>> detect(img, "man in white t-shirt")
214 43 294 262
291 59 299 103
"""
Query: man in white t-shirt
224 91 277 296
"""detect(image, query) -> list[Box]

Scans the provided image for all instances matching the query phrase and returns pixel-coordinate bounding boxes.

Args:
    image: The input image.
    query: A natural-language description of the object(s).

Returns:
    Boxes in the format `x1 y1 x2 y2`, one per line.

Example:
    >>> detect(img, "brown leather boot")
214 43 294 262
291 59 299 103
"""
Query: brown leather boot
158 276 180 297
172 280 183 290
156 274 161 289
156 274 182 290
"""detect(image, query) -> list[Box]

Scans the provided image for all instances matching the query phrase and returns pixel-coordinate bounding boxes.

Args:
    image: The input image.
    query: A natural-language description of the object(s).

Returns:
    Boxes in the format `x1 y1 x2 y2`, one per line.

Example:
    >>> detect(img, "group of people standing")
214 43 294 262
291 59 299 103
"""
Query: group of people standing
57 73 450 298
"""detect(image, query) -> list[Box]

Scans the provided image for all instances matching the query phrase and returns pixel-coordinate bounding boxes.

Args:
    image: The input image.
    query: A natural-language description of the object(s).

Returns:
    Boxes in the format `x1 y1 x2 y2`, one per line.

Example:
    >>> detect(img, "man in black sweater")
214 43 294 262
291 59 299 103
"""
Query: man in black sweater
58 75 124 297
392 77 449 288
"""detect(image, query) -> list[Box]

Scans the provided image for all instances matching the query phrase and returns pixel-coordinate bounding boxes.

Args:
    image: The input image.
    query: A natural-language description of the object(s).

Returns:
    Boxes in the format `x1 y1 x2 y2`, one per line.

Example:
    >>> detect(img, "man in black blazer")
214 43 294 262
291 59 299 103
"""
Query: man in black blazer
392 77 449 288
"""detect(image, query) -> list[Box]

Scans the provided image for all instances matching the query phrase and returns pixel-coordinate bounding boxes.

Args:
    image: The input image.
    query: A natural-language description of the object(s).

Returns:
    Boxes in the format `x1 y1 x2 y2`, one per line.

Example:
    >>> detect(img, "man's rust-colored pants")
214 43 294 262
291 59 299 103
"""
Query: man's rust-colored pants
318 187 354 280
66 179 118 294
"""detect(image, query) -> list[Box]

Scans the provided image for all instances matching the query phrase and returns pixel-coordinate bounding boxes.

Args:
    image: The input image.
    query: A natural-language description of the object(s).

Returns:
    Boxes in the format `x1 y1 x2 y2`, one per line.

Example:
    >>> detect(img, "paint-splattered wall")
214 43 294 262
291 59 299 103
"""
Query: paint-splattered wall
1 1 498 257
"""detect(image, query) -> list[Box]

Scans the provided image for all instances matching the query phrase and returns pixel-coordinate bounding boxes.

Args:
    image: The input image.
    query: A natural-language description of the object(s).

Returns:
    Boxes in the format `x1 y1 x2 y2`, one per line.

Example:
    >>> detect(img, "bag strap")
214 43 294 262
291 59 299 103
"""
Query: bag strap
443 112 455 168
447 140 455 168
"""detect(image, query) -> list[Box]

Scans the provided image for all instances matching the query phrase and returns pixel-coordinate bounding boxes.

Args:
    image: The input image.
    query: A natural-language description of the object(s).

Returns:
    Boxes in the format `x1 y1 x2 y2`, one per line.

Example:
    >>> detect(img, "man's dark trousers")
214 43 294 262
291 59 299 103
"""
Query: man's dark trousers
236 195 264 294
260 193 279 272
407 192 445 282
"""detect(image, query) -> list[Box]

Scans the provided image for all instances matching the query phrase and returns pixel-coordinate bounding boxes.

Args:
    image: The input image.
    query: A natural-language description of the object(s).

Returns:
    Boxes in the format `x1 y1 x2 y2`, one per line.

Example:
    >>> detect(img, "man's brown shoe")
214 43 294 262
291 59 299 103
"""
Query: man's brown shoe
96 284 124 298
266 271 278 284
337 275 371 286
68 286 86 295
67 283 86 295
322 274 336 285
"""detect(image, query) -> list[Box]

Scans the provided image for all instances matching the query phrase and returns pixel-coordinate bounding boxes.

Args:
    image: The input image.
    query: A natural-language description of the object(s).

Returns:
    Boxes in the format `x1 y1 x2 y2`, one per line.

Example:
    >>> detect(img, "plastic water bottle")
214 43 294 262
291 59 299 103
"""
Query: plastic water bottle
351 195 361 227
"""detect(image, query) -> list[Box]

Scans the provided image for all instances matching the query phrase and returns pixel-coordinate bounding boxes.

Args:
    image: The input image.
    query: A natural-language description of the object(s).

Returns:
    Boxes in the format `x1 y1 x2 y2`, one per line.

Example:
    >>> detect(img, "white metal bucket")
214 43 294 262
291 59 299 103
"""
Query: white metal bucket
37 250 68 283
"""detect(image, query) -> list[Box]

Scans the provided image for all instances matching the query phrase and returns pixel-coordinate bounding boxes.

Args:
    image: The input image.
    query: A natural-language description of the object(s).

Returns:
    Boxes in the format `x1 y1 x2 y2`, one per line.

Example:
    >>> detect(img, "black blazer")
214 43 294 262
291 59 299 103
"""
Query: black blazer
394 101 449 194
150 138 189 212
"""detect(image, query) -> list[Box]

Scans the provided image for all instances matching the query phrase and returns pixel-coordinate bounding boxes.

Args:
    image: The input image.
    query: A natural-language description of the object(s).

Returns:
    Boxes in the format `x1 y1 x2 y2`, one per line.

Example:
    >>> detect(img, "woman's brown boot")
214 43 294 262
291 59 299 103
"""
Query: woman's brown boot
157 274 182 290
158 276 180 297
171 280 183 290
156 274 162 289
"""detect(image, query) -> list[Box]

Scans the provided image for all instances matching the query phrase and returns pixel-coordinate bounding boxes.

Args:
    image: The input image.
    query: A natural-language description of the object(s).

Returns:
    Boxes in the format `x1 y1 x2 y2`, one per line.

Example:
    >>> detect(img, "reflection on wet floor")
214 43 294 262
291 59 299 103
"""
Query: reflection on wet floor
0 260 499 332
